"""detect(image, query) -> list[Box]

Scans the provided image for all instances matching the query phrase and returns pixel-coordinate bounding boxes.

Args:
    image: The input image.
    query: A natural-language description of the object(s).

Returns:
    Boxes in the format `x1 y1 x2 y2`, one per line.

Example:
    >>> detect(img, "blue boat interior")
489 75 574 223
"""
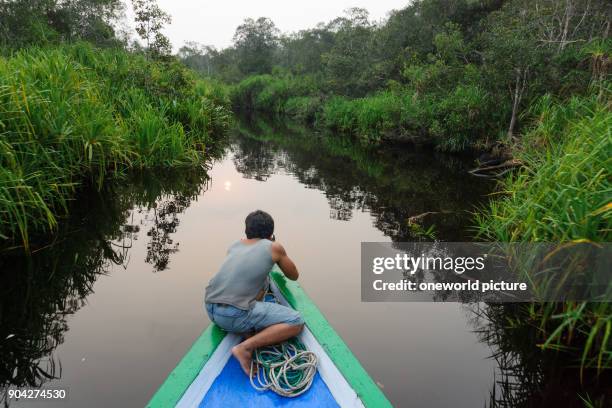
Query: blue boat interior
198 357 340 407
199 291 339 406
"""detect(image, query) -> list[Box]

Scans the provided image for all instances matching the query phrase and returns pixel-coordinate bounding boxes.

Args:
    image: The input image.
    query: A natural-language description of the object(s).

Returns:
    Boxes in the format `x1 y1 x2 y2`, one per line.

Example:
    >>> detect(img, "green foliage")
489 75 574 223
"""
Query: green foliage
421 84 494 151
132 0 172 57
229 74 321 115
0 43 230 248
229 75 276 112
194 79 231 112
223 0 609 152
254 77 295 114
318 84 493 150
284 96 321 123
0 0 125 49
237 73 496 150
233 17 279 75
475 94 611 372
322 92 402 144
321 97 358 134
321 8 376 96
477 95 610 242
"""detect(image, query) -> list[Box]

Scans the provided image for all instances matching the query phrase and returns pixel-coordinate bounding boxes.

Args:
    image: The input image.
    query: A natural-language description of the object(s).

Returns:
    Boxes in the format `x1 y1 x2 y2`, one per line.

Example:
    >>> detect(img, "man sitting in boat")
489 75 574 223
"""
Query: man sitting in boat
204 210 304 376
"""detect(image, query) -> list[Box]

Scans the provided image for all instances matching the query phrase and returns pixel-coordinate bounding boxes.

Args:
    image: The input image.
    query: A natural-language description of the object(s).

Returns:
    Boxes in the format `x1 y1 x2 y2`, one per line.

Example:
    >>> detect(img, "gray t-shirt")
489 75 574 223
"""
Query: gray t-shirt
204 239 275 310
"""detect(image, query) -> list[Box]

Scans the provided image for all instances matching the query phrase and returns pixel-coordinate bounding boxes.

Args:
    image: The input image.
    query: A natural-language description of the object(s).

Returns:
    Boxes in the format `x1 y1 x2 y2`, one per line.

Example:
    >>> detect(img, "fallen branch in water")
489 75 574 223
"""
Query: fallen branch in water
469 159 523 178
407 210 453 225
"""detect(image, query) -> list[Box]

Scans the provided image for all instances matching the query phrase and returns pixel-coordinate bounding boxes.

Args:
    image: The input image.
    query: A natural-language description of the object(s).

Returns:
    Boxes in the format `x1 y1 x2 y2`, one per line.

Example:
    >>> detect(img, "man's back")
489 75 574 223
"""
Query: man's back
205 239 274 310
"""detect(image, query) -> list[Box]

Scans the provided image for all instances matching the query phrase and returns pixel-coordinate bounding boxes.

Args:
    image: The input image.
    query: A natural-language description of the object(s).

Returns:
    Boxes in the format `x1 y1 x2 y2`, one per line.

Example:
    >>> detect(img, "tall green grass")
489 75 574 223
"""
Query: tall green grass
230 74 497 151
476 94 610 241
0 43 230 249
229 74 321 117
322 92 402 144
476 92 611 373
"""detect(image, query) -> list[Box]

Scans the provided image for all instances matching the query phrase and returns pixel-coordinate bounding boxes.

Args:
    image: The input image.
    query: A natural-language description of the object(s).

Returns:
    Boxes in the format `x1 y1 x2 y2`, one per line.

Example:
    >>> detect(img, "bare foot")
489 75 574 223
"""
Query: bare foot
232 344 252 376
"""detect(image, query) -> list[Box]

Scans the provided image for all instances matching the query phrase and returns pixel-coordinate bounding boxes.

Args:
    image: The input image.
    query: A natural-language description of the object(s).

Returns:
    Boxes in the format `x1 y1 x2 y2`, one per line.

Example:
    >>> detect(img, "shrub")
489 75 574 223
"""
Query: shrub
322 97 358 134
229 75 275 112
230 74 323 116
475 94 611 372
0 43 230 248
477 95 610 242
428 84 492 151
284 96 321 123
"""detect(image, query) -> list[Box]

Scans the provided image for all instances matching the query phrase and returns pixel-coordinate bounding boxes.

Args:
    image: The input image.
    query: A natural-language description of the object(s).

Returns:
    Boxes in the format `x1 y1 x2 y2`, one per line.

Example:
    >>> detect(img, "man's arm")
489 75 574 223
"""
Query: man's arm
271 242 299 281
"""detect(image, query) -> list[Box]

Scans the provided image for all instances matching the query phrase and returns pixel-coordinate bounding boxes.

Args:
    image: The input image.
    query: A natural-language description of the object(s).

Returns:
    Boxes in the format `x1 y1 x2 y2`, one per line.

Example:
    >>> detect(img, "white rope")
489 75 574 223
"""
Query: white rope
249 342 318 397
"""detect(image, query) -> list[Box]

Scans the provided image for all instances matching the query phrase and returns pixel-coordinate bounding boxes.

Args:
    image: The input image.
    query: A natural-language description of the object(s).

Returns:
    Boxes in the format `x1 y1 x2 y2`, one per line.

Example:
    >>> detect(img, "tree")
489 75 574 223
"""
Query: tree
233 17 279 75
0 0 124 48
534 0 611 52
322 8 375 96
481 2 546 138
481 0 610 138
132 0 171 57
178 42 217 75
276 26 335 75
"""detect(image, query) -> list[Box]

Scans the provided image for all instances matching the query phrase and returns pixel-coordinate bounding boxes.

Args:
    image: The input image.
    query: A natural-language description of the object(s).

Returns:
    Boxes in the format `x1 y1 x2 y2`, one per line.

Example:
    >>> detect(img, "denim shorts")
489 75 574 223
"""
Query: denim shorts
205 301 304 333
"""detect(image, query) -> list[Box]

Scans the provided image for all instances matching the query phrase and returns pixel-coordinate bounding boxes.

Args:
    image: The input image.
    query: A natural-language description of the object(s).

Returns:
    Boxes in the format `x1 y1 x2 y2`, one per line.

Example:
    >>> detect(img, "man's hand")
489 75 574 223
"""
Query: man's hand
271 242 299 280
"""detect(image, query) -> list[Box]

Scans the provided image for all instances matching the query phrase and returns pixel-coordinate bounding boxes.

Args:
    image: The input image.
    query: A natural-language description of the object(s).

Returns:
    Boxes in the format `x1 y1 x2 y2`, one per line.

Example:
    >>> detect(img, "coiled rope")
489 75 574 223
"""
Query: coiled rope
249 337 317 397
248 291 318 397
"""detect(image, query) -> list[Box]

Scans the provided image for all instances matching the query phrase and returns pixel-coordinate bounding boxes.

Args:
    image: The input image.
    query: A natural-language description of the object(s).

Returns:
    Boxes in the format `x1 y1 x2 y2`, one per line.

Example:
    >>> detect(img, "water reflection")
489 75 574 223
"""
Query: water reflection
0 168 210 404
231 119 492 241
469 304 611 408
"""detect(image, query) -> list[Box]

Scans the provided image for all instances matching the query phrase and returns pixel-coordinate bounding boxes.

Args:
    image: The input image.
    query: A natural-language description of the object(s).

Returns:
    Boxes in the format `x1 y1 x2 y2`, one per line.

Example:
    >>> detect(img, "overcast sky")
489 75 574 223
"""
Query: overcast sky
125 1 411 51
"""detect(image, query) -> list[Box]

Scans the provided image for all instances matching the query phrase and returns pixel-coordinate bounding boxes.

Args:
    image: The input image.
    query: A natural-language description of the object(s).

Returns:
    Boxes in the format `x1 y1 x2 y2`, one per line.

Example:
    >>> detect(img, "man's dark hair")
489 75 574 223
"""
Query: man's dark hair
245 210 274 239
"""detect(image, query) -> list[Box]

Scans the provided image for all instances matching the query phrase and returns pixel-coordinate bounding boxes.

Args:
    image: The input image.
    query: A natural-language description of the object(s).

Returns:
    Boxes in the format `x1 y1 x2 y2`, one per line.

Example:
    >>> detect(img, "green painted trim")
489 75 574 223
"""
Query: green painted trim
146 324 226 408
270 270 392 408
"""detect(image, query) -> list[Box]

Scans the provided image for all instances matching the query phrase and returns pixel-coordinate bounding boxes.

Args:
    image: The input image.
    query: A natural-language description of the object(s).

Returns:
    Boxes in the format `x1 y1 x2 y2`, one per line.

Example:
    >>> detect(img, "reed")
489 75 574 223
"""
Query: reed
230 73 497 151
322 92 402 144
0 43 231 250
475 92 611 373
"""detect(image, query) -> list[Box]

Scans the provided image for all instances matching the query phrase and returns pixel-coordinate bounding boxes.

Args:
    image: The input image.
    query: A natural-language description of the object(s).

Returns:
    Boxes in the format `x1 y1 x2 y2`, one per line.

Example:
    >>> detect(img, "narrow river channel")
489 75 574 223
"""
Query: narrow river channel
1 120 499 407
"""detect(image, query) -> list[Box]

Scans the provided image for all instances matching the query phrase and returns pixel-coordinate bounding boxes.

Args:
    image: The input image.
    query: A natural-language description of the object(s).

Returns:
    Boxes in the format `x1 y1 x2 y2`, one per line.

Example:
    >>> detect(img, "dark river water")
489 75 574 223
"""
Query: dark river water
1 120 504 407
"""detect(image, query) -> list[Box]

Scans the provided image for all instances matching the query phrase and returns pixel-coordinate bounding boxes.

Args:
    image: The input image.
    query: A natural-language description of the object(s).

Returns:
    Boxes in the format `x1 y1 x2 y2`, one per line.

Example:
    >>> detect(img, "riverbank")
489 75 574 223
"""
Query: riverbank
474 92 611 403
229 74 500 152
0 43 231 250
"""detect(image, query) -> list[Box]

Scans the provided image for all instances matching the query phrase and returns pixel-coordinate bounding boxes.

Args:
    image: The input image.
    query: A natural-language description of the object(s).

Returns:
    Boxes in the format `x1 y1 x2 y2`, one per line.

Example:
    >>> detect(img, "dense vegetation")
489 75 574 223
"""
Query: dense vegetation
475 92 611 405
182 0 609 152
0 1 231 249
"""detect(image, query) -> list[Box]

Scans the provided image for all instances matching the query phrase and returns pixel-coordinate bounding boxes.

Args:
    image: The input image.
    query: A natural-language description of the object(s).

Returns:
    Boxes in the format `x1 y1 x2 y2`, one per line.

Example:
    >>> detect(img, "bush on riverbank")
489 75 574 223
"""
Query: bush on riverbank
230 74 320 115
476 93 611 374
322 92 401 144
230 74 500 151
0 43 230 249
476 94 610 242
